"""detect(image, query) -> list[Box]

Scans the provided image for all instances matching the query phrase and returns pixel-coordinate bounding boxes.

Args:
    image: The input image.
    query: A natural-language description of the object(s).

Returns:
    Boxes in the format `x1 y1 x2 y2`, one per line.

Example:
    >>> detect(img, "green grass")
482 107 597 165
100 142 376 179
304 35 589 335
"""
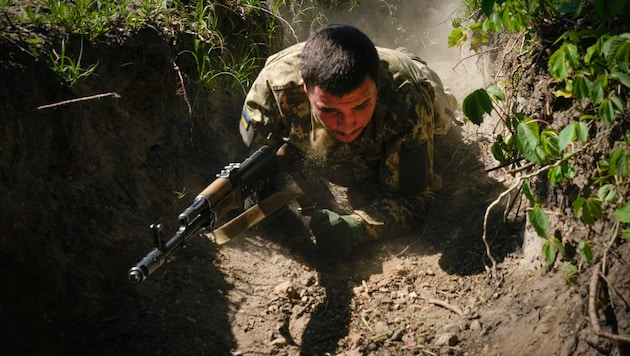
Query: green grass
1 1 397 91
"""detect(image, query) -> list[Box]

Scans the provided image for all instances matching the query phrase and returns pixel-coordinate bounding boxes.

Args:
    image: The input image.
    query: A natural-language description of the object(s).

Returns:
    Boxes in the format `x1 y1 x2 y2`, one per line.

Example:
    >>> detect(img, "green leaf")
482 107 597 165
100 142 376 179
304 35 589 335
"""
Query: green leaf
462 88 493 125
481 0 496 17
565 44 582 69
549 46 569 80
491 139 508 163
607 148 620 175
578 238 593 264
541 129 561 158
487 85 505 101
610 71 630 88
606 146 629 177
573 197 586 215
599 158 611 174
535 145 548 163
550 237 566 256
542 240 556 266
558 123 576 151
448 27 464 48
613 201 630 223
584 39 601 65
580 196 603 225
27 38 43 45
555 0 583 17
610 94 625 112
522 180 536 204
604 33 630 71
549 43 580 80
563 262 578 285
548 165 564 183
576 122 589 141
517 121 547 165
597 184 620 204
562 163 575 179
529 204 551 239
553 87 573 98
572 74 590 100
610 147 628 176
579 114 597 121
590 75 607 105
598 98 615 124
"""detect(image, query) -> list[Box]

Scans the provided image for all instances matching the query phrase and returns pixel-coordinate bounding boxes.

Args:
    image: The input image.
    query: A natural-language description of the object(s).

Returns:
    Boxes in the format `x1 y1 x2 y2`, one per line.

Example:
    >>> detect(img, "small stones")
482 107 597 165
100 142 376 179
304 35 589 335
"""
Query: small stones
434 332 459 347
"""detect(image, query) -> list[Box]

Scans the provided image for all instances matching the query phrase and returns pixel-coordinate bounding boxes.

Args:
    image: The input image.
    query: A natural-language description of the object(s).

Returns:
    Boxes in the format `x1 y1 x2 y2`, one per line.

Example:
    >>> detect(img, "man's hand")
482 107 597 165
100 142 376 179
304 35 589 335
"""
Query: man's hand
308 209 367 258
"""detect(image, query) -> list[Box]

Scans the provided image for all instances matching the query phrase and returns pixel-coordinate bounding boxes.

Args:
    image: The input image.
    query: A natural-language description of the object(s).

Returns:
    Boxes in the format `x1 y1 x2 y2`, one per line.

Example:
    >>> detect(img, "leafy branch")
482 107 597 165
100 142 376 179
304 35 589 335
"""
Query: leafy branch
451 0 630 281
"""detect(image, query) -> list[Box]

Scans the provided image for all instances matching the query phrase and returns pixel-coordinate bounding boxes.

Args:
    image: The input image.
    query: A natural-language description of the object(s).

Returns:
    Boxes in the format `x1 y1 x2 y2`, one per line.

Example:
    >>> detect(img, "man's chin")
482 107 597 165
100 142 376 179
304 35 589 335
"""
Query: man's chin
334 134 356 143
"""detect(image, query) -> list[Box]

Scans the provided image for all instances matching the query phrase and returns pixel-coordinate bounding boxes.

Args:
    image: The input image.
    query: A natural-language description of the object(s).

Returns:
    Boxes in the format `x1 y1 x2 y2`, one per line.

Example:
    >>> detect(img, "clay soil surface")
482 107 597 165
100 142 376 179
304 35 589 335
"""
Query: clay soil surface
1 2 629 356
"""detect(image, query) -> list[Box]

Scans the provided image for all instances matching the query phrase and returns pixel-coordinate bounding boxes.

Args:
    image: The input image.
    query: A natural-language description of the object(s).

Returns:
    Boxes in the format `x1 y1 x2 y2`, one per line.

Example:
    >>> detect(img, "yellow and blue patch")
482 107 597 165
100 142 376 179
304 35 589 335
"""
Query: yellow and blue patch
239 110 254 146
240 111 251 130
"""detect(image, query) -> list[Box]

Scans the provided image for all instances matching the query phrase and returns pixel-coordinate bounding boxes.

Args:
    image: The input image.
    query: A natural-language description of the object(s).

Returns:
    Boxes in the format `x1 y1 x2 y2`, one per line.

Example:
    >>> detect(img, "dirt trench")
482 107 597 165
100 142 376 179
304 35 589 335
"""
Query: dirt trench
0 28 248 355
2 8 630 356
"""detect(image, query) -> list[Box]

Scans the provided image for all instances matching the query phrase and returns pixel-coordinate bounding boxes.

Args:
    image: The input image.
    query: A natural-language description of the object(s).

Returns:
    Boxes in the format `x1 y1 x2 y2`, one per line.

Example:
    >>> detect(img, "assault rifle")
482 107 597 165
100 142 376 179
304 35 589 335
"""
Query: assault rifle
128 145 280 284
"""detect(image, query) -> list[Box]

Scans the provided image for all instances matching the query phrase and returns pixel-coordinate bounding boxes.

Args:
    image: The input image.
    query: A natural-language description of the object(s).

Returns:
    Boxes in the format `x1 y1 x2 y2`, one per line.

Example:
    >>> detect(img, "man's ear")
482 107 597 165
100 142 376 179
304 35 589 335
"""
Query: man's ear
299 70 309 93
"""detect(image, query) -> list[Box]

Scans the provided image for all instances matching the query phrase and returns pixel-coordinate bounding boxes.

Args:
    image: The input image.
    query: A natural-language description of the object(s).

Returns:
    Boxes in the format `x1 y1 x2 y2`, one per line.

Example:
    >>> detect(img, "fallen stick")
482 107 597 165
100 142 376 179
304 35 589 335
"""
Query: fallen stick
428 298 465 318
37 92 120 110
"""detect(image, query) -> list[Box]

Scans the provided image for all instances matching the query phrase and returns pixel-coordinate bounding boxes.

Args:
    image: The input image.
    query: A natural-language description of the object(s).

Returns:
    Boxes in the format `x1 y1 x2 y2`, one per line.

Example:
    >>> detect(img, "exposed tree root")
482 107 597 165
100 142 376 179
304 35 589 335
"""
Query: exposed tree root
588 262 630 344
173 60 191 115
482 159 566 275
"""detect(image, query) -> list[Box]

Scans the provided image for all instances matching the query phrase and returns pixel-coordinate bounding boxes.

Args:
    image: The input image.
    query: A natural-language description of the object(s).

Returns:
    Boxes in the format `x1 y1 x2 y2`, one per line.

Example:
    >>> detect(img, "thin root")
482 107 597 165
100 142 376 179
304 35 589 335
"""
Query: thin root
588 262 630 343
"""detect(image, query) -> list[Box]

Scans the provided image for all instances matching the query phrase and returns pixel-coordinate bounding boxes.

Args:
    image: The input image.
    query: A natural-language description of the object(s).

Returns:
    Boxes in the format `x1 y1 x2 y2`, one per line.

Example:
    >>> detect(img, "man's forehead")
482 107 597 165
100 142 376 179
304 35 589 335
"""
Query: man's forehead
310 78 377 107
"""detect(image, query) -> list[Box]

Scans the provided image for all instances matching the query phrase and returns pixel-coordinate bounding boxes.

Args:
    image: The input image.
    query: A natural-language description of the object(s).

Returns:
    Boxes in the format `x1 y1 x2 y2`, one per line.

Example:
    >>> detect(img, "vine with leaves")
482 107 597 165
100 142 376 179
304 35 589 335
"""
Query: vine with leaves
449 0 630 280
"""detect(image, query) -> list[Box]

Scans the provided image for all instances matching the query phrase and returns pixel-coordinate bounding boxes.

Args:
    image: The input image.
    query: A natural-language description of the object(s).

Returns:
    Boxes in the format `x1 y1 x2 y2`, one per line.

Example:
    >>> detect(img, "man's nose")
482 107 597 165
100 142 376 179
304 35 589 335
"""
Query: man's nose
338 114 353 132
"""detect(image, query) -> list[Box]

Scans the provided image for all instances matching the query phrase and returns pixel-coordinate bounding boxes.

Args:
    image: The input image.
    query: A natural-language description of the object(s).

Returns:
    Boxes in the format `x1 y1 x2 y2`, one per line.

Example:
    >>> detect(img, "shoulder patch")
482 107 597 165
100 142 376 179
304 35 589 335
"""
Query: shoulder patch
240 111 251 130
239 111 254 147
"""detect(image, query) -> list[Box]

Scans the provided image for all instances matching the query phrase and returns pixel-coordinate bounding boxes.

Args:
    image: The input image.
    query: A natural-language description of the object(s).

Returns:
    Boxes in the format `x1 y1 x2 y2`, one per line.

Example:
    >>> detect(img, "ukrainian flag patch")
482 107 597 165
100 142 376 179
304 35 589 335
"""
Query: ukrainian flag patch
240 111 250 130
239 110 254 146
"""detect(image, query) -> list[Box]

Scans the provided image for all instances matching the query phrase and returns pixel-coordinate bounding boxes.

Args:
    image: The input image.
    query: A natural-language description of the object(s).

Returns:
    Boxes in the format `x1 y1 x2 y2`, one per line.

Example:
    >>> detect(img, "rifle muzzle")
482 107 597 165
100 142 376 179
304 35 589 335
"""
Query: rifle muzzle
128 266 147 284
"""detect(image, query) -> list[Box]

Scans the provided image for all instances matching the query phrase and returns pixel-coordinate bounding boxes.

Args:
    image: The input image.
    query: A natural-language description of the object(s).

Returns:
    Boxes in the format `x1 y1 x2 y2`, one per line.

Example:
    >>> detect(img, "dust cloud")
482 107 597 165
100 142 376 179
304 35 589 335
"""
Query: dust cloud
275 0 489 103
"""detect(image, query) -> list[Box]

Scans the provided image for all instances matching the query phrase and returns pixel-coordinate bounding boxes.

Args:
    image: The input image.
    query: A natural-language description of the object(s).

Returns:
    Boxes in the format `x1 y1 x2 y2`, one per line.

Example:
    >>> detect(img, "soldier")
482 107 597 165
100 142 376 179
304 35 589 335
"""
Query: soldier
239 24 457 257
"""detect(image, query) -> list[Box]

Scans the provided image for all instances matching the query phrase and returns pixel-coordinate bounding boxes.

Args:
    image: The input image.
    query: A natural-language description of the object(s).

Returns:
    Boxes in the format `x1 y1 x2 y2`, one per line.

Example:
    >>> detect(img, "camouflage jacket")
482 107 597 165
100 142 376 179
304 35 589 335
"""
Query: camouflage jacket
240 42 436 238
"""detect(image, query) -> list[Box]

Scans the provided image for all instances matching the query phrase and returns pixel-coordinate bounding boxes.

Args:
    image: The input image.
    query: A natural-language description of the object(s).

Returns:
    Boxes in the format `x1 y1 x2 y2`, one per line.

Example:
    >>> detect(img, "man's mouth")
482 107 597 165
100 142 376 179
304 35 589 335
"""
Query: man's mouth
333 127 363 141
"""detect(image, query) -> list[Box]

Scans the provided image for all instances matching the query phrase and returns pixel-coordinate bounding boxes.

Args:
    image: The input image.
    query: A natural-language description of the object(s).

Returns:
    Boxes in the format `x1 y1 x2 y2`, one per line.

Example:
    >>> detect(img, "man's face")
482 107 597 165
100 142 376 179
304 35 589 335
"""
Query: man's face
304 77 377 143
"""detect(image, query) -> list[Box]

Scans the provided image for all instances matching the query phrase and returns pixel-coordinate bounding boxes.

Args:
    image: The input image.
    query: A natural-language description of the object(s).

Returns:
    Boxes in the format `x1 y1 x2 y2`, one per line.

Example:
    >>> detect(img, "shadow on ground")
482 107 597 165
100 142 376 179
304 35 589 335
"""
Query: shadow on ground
227 123 525 355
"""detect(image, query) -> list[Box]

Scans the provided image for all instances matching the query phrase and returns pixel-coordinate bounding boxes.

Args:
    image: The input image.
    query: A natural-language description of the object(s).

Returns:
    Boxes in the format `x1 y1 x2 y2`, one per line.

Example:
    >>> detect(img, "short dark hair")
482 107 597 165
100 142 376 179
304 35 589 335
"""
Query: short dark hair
300 24 379 97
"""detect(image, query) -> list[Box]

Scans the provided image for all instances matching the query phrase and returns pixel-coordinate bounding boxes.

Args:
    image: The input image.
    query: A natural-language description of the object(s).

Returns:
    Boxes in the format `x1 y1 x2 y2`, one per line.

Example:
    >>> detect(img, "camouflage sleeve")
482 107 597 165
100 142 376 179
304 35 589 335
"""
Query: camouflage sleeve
239 43 306 151
354 79 436 238
239 76 285 150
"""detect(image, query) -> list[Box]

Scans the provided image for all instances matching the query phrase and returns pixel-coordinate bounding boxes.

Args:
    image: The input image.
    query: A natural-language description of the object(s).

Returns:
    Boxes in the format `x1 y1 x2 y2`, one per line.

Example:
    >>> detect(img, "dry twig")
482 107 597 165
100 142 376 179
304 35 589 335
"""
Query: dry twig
427 298 465 318
37 92 120 110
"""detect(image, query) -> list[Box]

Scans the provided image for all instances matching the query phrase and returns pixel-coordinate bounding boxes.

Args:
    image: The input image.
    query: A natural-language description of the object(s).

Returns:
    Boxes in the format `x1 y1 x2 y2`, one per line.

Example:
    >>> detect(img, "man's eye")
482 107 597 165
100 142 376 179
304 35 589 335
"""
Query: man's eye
321 108 337 113
354 102 369 110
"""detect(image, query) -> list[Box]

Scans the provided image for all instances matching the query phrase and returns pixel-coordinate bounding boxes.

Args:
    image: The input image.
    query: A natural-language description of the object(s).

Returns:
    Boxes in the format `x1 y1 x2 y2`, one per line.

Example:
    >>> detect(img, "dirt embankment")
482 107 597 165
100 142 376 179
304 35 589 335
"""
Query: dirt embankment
0 27 251 354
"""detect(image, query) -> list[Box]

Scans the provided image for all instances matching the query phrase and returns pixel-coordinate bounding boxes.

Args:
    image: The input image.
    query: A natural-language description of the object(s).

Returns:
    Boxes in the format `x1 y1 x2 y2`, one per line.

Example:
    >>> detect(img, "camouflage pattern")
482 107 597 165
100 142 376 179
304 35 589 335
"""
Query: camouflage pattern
240 42 456 238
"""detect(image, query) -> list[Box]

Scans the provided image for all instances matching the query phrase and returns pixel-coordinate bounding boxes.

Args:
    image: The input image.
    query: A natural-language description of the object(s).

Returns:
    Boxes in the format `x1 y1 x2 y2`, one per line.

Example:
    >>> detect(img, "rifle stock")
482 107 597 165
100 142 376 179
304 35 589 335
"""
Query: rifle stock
128 145 278 284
